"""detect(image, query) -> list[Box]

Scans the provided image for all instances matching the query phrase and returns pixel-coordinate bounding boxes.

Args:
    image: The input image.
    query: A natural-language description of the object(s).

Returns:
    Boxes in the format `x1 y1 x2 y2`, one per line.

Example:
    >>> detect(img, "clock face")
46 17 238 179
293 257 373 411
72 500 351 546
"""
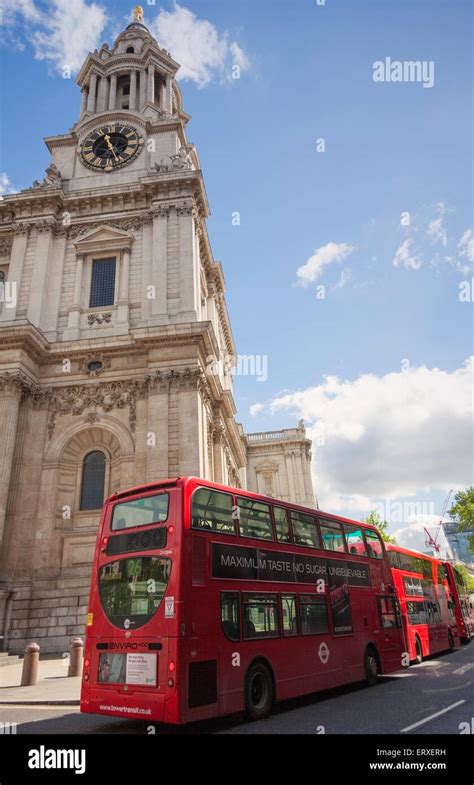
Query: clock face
80 124 144 171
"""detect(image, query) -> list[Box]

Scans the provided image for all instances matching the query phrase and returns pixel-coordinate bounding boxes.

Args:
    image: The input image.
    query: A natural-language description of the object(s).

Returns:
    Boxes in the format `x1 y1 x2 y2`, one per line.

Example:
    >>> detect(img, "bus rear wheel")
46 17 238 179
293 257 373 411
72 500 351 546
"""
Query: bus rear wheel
364 646 379 686
414 636 423 664
245 662 273 721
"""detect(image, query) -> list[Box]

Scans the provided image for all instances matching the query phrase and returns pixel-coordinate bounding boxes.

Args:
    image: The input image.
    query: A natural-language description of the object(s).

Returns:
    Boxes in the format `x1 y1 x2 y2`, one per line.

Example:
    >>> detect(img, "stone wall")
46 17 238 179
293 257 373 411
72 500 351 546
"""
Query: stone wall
7 578 89 654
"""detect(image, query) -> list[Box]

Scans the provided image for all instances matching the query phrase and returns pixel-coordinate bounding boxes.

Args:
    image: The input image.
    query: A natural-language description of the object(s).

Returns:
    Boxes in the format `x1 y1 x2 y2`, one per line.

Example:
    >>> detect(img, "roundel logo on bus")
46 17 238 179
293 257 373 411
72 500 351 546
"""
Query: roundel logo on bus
318 642 330 665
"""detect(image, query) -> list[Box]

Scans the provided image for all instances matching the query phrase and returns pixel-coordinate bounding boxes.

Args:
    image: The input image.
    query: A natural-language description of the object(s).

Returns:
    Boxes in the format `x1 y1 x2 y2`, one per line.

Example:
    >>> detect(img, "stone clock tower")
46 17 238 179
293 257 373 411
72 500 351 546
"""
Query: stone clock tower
0 9 316 653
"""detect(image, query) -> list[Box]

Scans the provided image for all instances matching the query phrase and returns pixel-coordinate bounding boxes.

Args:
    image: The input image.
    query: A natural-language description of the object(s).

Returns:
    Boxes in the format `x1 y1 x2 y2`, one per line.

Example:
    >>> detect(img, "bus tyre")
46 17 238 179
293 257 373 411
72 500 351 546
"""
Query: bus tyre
448 630 454 652
245 662 273 721
364 646 379 686
415 636 423 664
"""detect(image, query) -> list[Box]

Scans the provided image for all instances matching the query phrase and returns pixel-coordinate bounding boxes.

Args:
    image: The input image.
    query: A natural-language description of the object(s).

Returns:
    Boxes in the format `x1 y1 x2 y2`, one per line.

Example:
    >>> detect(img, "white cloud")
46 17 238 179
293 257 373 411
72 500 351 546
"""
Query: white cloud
151 3 249 88
0 172 17 198
427 202 448 247
458 229 474 263
31 0 106 74
393 238 422 270
249 402 264 417
427 218 447 246
0 0 41 25
252 358 473 515
0 0 107 74
296 242 353 287
392 516 452 558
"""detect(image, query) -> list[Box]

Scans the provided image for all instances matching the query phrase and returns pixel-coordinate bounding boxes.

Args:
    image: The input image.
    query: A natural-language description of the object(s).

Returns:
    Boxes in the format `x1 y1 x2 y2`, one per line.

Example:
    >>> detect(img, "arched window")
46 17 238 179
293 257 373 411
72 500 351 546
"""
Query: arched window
80 451 106 511
126 46 135 54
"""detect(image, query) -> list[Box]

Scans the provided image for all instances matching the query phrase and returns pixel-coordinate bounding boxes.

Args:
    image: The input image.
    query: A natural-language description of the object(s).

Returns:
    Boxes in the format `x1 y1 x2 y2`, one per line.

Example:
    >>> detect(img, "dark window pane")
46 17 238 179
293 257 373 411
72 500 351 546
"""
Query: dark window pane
364 530 384 558
221 592 240 641
320 519 346 552
191 488 235 534
80 451 106 510
291 511 320 548
274 506 291 543
99 556 171 629
111 493 169 530
242 593 280 639
237 497 273 540
406 600 427 625
89 258 116 308
299 595 329 635
344 524 367 556
378 597 401 628
281 594 298 636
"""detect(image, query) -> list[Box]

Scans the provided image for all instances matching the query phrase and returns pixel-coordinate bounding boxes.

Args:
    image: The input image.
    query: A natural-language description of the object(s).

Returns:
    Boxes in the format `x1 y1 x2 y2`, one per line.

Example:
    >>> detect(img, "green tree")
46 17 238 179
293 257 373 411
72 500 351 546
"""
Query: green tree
454 563 474 593
365 510 397 544
448 487 474 553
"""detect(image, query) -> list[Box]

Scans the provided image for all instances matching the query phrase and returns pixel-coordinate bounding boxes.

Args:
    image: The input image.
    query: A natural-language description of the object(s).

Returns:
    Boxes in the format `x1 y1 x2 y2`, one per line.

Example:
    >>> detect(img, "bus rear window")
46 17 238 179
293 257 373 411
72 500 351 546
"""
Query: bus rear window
111 493 169 531
99 556 171 630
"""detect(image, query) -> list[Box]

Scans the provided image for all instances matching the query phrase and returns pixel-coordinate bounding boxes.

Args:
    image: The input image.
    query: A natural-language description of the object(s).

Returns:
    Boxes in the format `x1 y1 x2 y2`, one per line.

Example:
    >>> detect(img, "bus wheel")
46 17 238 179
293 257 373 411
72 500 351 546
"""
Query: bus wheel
364 646 379 686
245 662 274 720
448 630 454 652
414 636 423 664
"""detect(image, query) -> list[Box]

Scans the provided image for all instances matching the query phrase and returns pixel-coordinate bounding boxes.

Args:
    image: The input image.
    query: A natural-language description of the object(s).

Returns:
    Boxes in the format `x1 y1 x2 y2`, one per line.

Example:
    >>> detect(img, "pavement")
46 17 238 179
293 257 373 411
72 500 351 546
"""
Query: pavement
0 656 80 705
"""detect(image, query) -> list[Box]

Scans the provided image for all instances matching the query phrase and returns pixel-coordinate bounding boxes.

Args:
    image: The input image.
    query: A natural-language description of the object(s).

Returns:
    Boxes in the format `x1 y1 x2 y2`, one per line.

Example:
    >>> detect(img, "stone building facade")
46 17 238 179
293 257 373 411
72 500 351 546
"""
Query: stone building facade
0 13 315 653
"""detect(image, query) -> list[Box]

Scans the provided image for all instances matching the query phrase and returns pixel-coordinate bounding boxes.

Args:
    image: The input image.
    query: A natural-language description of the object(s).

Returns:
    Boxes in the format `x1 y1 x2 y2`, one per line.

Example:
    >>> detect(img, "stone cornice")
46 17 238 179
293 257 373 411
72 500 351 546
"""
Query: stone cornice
74 111 148 139
0 366 203 439
0 319 221 367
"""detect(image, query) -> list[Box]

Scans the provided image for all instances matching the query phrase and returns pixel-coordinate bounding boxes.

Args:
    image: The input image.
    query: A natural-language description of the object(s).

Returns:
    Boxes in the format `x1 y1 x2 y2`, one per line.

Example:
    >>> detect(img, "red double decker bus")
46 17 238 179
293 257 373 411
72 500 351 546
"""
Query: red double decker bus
386 544 459 663
81 477 405 725
442 561 473 643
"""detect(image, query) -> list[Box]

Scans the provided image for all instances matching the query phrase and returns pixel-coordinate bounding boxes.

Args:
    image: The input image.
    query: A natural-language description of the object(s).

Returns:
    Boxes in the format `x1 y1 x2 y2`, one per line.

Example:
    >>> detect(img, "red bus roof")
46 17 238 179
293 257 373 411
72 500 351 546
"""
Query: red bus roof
385 542 441 563
104 475 385 538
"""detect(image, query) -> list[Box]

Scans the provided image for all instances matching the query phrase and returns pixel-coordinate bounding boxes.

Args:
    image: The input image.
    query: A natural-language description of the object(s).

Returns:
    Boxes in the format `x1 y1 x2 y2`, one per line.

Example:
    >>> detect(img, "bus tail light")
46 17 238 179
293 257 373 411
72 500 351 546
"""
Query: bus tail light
84 658 90 669
83 673 90 681
168 678 174 688
168 661 175 672
168 525 174 534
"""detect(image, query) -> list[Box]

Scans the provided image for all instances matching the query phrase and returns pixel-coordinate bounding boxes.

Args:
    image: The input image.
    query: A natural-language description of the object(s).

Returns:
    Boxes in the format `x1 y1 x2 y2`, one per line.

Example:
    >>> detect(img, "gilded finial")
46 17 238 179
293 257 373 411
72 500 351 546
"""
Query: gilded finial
132 5 144 23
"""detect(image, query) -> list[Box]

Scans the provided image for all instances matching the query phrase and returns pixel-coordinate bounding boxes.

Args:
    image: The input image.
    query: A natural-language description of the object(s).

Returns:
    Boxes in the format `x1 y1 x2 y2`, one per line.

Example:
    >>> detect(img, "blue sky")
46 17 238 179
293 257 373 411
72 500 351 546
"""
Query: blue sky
0 0 472 541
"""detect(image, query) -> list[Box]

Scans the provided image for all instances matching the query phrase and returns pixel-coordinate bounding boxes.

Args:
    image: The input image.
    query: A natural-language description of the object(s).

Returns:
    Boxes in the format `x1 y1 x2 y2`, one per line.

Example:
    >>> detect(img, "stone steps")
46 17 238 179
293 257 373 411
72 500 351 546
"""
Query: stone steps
0 652 22 667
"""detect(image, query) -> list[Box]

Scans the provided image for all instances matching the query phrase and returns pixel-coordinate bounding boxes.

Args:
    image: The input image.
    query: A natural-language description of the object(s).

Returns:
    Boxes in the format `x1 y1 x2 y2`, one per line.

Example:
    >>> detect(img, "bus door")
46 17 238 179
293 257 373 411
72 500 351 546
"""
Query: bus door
377 596 403 667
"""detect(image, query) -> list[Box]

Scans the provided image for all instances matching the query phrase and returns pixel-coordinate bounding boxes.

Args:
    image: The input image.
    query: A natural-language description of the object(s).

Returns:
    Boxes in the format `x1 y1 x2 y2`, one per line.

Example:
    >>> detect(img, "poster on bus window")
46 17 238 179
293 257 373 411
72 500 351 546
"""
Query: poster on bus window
98 653 127 684
125 653 157 686
327 562 353 635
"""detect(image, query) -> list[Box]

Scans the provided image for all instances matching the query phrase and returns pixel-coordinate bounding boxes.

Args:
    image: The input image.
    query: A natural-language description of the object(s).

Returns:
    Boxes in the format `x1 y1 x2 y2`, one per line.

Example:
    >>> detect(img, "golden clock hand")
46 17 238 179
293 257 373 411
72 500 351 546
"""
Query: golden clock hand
104 134 118 162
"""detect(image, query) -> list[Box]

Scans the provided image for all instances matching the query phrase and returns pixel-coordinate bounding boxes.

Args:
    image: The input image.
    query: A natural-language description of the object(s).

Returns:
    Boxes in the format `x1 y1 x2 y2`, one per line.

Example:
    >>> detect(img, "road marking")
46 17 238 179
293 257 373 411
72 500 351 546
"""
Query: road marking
401 699 466 732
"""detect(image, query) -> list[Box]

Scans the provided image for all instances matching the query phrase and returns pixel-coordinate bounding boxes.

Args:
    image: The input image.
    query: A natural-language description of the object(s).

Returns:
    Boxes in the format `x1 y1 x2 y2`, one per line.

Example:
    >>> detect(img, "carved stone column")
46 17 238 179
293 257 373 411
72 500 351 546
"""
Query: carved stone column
80 88 88 117
151 204 168 322
129 70 138 111
147 64 155 103
117 247 131 324
212 422 225 484
139 69 147 109
0 376 23 554
87 73 98 113
285 450 296 502
64 252 85 340
97 75 108 112
0 224 29 323
27 222 54 328
109 74 117 110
